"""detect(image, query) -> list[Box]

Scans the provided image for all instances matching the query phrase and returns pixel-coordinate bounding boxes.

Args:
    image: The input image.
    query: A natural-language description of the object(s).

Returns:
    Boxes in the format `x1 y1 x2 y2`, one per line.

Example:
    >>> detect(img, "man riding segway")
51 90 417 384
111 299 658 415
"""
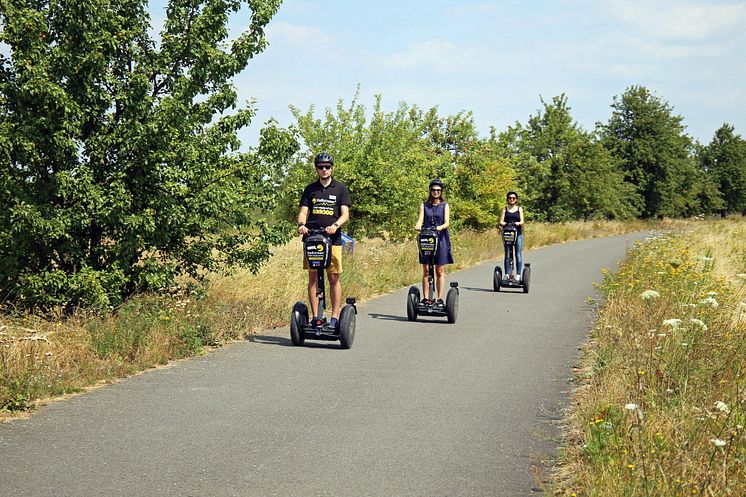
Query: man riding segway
291 153 356 348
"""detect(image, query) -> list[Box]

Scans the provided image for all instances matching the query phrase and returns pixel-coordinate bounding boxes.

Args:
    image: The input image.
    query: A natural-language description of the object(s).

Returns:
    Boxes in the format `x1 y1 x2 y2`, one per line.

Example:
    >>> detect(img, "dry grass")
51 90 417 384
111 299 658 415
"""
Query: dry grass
551 216 746 496
1 218 658 414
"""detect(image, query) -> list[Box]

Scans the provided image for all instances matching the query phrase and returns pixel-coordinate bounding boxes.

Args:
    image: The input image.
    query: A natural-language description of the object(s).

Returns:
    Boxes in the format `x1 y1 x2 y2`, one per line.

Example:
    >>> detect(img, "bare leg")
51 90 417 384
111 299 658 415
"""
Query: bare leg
307 270 319 317
435 265 446 300
421 264 430 299
328 272 341 319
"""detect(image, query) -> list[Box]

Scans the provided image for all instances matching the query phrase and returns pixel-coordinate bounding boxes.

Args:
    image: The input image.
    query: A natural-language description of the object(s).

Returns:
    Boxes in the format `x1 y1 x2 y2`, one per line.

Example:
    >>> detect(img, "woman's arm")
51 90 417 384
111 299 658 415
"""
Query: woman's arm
499 207 506 227
518 207 524 226
438 203 450 231
414 203 424 230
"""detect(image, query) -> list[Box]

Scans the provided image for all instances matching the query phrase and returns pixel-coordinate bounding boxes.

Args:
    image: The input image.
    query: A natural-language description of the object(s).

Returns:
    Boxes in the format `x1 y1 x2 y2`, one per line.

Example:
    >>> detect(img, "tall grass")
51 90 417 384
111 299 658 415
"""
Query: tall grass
2 219 651 414
552 217 746 496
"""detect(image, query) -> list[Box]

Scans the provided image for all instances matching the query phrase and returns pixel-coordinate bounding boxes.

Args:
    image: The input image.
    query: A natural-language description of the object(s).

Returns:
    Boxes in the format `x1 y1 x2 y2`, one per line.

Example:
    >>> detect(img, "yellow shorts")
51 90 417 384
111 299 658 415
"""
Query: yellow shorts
303 244 343 274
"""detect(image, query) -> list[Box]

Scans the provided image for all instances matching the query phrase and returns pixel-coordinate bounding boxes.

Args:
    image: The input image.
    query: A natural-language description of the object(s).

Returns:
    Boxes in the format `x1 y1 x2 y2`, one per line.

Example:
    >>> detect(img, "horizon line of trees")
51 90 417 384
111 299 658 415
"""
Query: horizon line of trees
278 86 746 237
2 0 745 311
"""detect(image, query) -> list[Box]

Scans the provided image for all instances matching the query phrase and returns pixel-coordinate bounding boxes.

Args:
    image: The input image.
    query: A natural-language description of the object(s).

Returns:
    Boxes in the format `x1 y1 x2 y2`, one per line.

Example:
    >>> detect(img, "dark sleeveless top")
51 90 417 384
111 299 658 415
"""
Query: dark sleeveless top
503 207 523 235
421 201 454 265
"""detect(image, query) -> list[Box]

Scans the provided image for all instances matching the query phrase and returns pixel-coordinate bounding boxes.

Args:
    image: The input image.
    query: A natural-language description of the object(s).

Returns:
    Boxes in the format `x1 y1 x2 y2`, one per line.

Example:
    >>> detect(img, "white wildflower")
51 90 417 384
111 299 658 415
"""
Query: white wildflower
663 319 682 328
735 273 746 279
714 401 730 414
690 319 707 331
640 290 660 300
699 297 719 308
706 291 718 296
625 403 638 411
710 438 727 447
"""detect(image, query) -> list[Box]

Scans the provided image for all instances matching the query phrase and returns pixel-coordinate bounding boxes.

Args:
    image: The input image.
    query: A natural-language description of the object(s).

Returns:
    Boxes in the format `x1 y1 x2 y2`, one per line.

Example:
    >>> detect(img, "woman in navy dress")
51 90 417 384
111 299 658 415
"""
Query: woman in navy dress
414 179 454 306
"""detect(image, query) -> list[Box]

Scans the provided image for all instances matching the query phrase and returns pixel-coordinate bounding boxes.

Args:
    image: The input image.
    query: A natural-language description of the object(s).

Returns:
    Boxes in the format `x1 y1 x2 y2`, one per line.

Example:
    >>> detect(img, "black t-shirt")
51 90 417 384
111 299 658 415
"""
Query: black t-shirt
300 178 351 245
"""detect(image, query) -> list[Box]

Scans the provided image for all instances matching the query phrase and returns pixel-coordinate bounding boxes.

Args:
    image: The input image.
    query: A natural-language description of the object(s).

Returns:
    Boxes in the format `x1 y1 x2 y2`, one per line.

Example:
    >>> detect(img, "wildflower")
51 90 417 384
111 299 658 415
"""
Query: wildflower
714 401 730 414
640 289 660 300
690 319 707 331
736 273 746 279
663 318 682 328
699 297 719 308
627 463 635 469
625 403 638 411
706 291 718 296
710 438 726 447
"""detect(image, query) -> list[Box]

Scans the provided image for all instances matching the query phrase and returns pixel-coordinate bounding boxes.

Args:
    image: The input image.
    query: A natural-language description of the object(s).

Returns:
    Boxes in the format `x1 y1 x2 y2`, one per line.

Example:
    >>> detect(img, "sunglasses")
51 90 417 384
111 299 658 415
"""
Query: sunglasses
507 196 517 200
430 188 442 193
316 164 332 170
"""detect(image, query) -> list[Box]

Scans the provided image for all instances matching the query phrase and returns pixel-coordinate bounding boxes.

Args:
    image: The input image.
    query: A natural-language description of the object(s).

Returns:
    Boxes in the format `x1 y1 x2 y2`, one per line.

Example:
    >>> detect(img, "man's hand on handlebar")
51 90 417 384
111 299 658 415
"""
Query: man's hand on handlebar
298 224 309 235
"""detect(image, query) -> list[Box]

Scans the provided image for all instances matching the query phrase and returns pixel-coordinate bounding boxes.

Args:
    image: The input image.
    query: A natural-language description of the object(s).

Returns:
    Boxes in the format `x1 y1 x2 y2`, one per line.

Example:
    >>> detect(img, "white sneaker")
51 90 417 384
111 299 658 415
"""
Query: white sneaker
515 274 521 282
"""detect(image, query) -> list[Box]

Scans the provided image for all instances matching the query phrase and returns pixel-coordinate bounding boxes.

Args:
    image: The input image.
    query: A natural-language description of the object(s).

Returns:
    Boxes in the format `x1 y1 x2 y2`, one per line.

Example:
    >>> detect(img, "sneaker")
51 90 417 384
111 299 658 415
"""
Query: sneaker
515 274 521 282
420 298 429 305
329 317 340 331
436 298 445 308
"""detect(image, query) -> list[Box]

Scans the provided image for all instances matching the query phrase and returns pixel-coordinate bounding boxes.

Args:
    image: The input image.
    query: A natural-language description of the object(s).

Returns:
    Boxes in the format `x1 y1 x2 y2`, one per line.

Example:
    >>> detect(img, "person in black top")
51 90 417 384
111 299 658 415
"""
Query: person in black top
498 190 525 281
297 152 351 330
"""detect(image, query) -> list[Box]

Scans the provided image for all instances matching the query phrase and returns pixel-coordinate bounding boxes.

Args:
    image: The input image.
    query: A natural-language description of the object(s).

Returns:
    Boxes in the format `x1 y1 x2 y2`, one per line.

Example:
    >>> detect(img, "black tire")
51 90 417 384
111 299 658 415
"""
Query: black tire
406 286 420 321
290 301 308 346
445 287 459 324
522 266 531 294
339 304 356 349
493 266 502 292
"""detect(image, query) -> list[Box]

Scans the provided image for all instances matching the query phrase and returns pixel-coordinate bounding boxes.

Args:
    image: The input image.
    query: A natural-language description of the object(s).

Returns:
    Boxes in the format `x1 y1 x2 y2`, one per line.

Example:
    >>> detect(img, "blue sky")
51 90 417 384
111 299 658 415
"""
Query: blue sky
154 1 745 147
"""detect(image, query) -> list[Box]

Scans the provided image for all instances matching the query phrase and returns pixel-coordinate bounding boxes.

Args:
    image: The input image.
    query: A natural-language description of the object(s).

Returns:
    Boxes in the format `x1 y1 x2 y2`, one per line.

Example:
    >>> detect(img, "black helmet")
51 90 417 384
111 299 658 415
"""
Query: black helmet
429 178 445 189
314 152 334 166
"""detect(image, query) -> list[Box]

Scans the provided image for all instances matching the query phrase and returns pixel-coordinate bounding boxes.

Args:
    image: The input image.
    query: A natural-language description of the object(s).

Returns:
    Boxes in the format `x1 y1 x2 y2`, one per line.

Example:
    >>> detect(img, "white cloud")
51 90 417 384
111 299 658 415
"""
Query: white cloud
608 0 746 40
364 39 487 73
265 22 333 49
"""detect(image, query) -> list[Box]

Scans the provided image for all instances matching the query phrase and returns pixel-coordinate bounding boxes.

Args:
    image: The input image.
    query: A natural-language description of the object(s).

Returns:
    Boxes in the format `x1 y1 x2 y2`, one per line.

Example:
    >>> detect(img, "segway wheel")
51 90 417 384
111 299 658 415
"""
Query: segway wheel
290 301 308 346
406 286 420 321
338 304 356 349
522 266 531 294
493 266 502 292
445 287 459 324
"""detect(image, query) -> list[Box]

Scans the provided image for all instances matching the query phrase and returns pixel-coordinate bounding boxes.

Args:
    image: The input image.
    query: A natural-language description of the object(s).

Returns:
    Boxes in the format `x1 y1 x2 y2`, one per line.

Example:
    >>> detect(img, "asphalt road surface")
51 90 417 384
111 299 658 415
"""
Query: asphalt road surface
0 233 647 497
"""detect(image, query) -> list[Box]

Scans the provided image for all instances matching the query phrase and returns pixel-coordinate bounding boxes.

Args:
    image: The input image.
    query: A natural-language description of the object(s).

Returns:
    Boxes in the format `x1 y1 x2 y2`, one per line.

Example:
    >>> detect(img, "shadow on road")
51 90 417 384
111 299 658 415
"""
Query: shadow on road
368 312 409 322
461 286 494 293
247 334 294 347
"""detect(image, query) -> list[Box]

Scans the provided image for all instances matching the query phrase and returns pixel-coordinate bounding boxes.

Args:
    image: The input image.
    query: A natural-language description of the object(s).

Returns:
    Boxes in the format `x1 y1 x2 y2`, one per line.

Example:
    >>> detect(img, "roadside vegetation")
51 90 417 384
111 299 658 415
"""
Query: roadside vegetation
552 216 746 496
1 219 653 414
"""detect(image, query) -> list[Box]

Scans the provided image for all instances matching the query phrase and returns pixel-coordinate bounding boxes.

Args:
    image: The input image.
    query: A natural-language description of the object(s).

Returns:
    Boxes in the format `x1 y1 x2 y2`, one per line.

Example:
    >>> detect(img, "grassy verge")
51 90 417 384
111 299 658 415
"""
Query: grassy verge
551 216 746 496
2 219 651 414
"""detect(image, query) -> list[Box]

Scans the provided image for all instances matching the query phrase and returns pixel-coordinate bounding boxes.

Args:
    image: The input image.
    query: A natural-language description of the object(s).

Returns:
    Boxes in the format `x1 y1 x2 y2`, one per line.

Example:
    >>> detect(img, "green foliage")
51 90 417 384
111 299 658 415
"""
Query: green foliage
600 86 699 218
500 95 639 221
279 91 461 239
0 0 297 311
699 123 746 215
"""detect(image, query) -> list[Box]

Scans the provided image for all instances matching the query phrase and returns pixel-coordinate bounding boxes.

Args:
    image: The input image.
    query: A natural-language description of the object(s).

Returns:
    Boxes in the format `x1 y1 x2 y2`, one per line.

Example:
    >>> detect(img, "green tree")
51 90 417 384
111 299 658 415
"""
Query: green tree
501 95 638 221
600 86 698 218
699 123 746 215
0 0 295 311
279 92 451 239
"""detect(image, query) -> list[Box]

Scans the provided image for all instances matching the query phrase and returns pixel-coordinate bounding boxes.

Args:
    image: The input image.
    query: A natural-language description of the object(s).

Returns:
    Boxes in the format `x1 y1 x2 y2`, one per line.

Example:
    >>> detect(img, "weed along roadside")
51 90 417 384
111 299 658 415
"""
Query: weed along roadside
550 216 746 496
0 218 695 417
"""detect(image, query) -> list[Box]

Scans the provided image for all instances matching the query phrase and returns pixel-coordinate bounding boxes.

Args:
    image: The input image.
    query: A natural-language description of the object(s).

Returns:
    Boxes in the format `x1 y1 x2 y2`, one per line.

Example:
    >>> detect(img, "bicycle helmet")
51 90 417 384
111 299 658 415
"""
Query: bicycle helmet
429 178 445 190
314 152 334 166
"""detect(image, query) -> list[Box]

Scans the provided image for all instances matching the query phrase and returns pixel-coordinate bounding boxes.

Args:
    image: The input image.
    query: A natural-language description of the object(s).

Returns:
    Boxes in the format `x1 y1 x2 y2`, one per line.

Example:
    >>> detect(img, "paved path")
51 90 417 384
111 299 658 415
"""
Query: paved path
0 233 646 496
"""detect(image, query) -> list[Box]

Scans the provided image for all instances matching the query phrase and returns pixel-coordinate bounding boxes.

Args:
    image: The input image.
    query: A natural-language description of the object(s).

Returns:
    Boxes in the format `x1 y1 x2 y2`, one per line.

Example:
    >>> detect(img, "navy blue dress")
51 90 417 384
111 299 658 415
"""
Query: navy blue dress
420 201 454 265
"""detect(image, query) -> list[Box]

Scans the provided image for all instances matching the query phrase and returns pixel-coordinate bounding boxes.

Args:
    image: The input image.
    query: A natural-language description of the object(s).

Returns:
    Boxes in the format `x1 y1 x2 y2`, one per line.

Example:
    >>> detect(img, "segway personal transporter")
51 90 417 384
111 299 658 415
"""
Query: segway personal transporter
406 227 459 323
290 228 357 348
493 223 530 293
